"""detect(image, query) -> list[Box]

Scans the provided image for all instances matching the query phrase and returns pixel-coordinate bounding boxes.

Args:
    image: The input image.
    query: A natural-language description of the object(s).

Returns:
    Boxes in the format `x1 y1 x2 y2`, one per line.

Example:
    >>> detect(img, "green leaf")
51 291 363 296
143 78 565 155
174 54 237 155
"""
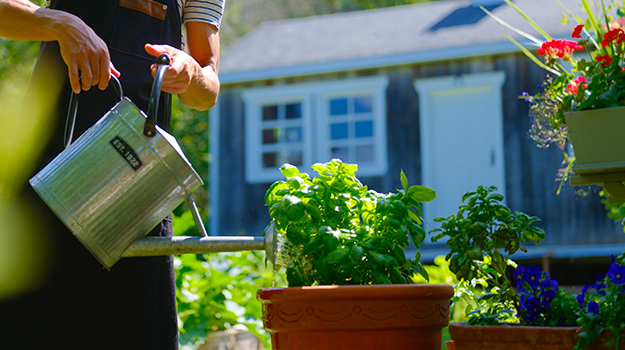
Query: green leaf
265 181 283 205
400 170 409 193
503 0 553 41
280 194 305 222
481 4 544 45
417 262 429 282
407 209 422 225
390 269 407 284
391 246 406 265
286 176 303 190
372 271 391 284
350 245 364 263
280 163 300 177
325 247 349 264
408 185 436 203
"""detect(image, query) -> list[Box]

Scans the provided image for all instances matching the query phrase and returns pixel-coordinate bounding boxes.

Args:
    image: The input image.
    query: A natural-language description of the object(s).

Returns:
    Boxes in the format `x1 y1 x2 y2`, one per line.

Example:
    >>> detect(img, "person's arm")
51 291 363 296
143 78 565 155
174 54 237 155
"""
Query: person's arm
145 21 220 111
0 0 118 93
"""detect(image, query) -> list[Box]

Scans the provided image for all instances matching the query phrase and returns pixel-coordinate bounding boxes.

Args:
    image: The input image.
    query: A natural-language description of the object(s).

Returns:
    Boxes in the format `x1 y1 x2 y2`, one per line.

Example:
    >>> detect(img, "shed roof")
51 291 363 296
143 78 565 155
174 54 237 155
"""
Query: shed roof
220 0 584 83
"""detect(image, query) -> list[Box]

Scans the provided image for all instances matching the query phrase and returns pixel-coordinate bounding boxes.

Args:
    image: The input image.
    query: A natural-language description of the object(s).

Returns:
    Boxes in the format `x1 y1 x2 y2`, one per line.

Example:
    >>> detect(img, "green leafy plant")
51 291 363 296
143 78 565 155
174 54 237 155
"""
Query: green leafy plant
430 185 548 325
174 251 286 350
264 158 436 287
575 254 625 350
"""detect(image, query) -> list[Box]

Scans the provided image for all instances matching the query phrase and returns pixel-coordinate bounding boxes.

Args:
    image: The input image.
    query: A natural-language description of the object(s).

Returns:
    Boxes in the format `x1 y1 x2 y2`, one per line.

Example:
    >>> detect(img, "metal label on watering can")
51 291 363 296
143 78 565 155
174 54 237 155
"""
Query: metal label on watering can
29 55 204 269
110 136 143 171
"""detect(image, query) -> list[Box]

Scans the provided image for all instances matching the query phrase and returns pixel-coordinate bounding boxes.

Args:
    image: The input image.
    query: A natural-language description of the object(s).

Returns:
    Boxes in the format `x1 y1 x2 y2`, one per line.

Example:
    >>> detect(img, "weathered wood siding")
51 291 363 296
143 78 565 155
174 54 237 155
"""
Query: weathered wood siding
215 52 625 250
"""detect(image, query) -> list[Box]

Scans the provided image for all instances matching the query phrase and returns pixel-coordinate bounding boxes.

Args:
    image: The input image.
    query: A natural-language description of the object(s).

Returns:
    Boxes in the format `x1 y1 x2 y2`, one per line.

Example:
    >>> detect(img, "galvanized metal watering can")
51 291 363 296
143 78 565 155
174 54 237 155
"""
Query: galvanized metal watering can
30 55 276 268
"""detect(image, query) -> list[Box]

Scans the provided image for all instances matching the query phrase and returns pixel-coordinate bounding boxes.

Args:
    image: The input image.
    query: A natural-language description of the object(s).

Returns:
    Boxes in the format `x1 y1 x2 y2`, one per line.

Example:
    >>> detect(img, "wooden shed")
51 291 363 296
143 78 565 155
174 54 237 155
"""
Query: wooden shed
210 0 625 283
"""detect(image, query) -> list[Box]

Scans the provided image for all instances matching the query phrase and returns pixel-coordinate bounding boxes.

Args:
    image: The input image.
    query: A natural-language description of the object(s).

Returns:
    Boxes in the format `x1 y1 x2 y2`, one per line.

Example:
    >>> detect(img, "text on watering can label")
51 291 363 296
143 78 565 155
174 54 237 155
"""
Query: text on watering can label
110 136 143 171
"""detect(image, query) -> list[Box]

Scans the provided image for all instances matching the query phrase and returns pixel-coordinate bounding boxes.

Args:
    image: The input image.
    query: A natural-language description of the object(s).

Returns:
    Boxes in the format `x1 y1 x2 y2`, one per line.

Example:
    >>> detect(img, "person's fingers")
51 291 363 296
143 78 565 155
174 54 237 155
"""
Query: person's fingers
79 53 93 91
87 55 101 90
144 43 166 57
97 55 110 90
110 62 121 78
68 62 81 94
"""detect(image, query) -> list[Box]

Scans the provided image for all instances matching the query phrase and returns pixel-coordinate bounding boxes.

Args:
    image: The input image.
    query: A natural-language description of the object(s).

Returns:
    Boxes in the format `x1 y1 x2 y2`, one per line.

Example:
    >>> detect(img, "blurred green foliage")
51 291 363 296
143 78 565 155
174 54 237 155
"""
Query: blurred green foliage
170 96 210 229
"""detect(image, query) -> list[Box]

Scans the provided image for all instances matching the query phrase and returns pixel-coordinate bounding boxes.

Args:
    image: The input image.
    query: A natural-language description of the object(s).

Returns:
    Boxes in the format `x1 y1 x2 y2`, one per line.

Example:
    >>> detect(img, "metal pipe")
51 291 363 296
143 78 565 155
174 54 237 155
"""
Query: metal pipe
122 222 277 264
122 236 265 257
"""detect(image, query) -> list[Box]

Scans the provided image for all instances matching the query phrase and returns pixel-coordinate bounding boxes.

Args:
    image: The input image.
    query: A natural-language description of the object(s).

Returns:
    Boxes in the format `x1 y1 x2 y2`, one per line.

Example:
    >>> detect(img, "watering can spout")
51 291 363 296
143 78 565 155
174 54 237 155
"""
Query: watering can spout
121 222 278 265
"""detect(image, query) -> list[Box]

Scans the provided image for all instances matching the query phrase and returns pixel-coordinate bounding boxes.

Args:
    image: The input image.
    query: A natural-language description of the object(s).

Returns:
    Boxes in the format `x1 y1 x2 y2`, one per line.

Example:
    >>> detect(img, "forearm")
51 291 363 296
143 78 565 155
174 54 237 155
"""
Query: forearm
179 21 220 111
0 0 61 41
178 63 220 111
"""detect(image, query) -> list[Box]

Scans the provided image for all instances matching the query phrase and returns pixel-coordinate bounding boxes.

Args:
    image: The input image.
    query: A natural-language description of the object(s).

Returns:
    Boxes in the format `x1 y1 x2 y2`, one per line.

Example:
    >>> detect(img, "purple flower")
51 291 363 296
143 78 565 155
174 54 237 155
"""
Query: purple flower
540 289 556 308
592 274 606 296
540 278 558 291
588 301 599 315
522 295 542 319
607 263 625 285
514 265 525 288
524 266 542 288
577 284 590 308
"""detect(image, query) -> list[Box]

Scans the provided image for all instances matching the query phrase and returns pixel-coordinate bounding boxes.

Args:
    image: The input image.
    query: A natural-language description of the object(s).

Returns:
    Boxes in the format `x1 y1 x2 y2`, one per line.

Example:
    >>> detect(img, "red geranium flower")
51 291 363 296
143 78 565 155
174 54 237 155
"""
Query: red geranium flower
537 39 584 63
601 28 625 47
572 24 584 39
567 76 587 95
596 54 613 66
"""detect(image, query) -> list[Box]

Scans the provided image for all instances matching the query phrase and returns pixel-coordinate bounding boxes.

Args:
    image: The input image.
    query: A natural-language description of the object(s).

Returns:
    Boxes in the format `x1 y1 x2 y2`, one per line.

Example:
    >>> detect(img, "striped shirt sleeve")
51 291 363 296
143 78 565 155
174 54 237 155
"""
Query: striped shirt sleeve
182 0 225 29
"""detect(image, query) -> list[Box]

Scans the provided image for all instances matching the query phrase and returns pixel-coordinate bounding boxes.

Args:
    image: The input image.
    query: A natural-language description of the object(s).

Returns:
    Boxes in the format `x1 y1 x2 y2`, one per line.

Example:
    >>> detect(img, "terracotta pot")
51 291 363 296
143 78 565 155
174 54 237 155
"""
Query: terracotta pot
565 106 625 175
447 322 618 350
257 284 454 350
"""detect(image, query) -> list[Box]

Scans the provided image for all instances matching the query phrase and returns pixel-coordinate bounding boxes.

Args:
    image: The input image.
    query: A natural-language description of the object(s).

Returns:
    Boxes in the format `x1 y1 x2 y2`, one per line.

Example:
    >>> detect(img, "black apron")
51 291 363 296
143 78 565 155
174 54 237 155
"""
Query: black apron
0 1 182 349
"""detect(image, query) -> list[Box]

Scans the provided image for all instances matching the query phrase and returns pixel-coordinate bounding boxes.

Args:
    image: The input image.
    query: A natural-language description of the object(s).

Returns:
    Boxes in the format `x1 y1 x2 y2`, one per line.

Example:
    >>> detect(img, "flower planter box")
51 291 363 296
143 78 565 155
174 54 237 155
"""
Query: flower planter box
565 106 625 175
446 322 619 350
257 284 454 350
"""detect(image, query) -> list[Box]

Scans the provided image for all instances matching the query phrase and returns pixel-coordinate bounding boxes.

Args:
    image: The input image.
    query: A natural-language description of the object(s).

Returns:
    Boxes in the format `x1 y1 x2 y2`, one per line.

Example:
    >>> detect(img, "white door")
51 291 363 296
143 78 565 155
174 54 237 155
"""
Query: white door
414 71 507 236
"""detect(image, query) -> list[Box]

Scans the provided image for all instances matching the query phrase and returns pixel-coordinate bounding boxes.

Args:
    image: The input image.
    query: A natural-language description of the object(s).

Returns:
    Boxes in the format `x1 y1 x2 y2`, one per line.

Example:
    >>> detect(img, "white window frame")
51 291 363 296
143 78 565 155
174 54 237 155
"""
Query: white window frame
242 86 314 184
242 76 389 183
316 76 389 177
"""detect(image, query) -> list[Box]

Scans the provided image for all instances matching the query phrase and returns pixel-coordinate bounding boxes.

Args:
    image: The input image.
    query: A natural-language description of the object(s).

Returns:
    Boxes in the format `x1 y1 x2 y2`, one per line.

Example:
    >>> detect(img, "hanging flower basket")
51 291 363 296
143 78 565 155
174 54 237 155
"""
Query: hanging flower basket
565 106 625 175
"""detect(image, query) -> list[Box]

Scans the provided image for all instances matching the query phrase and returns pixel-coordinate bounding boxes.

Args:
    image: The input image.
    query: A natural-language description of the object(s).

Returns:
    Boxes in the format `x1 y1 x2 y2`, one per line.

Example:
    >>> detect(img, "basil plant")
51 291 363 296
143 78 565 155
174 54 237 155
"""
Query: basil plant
264 159 436 287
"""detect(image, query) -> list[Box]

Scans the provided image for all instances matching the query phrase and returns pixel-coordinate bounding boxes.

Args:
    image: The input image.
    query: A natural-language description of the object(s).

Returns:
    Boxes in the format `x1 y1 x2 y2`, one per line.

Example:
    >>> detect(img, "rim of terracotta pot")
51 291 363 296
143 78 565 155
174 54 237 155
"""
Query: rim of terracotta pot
257 284 454 303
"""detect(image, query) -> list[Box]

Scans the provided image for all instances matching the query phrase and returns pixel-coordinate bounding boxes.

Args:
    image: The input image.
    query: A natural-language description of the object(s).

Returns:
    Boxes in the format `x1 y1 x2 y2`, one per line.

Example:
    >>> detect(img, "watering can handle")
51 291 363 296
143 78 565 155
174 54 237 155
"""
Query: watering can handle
143 54 170 137
187 195 208 237
64 75 124 149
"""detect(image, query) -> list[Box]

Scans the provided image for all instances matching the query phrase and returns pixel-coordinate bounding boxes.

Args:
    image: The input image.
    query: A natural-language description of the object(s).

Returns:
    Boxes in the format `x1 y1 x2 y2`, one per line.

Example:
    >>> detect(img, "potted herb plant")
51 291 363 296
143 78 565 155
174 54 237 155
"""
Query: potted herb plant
484 0 625 198
257 159 453 350
433 185 625 350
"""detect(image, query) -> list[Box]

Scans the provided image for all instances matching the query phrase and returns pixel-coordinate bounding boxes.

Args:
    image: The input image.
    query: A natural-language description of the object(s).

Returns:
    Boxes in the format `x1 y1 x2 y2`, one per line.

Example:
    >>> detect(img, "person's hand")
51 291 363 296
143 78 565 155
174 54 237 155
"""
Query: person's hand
52 10 120 94
144 43 201 95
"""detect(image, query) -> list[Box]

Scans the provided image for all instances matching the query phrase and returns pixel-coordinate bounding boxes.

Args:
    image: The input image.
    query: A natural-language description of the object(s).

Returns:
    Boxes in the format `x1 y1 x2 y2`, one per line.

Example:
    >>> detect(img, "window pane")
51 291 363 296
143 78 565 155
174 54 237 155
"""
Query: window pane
287 150 303 166
355 145 374 162
285 103 302 119
262 105 278 120
330 98 348 116
354 95 373 113
262 128 279 144
355 120 373 138
331 147 349 163
262 152 279 168
285 127 302 143
330 123 349 139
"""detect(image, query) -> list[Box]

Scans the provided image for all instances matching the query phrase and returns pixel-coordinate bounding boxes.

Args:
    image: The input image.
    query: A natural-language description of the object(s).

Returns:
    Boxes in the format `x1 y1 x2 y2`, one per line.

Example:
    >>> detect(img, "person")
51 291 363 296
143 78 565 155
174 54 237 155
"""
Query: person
0 0 222 348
